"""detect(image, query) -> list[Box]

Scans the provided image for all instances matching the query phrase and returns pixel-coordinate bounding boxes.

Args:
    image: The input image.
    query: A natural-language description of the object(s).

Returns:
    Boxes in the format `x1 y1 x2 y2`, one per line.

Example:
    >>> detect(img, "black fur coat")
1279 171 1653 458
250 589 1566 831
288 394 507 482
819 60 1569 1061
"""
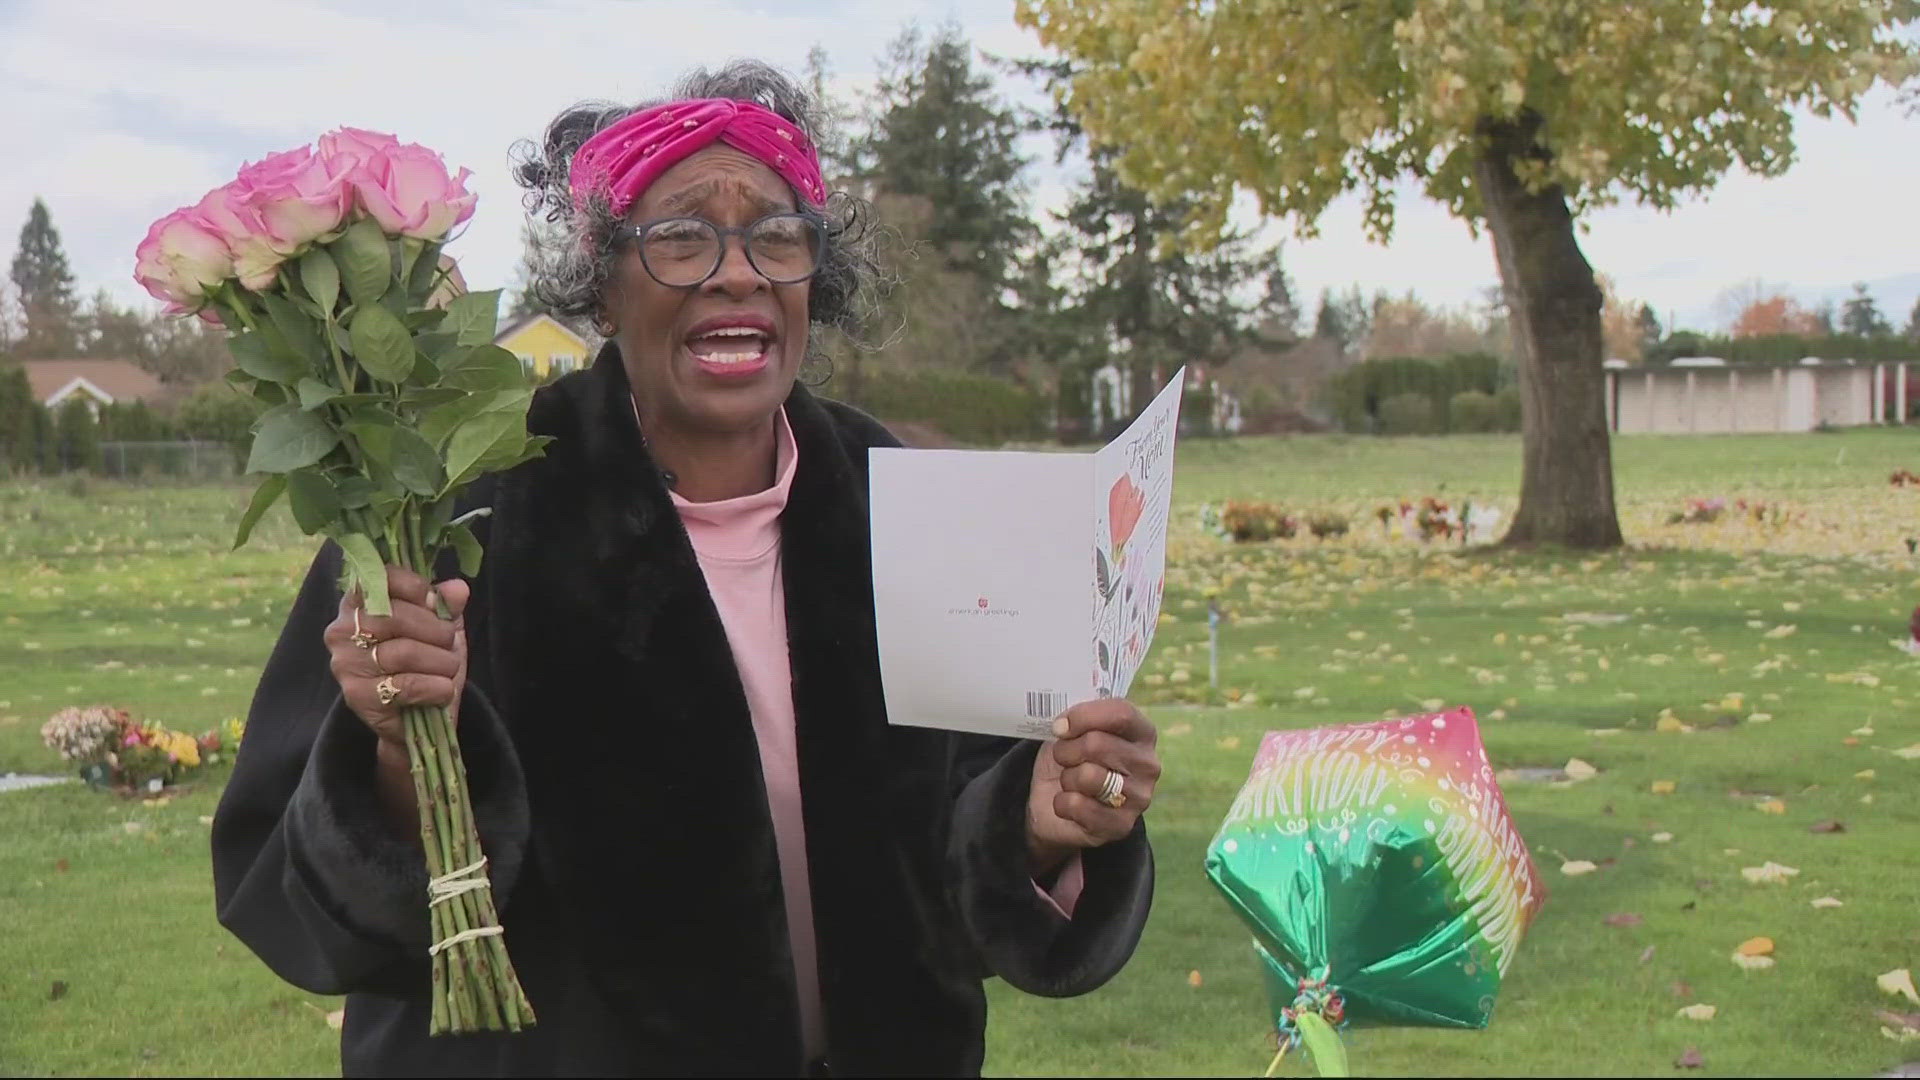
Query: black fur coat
210 348 1154 1077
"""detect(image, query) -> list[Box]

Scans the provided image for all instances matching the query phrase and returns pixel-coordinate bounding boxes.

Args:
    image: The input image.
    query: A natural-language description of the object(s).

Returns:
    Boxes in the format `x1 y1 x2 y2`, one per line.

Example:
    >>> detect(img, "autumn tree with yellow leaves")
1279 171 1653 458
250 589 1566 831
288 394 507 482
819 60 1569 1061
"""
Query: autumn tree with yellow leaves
1016 0 1917 548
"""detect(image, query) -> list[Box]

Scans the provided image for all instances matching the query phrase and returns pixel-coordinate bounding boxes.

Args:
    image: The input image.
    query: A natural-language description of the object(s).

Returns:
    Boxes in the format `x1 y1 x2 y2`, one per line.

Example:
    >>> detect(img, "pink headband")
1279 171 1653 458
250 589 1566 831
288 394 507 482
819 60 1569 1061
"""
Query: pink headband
568 98 827 217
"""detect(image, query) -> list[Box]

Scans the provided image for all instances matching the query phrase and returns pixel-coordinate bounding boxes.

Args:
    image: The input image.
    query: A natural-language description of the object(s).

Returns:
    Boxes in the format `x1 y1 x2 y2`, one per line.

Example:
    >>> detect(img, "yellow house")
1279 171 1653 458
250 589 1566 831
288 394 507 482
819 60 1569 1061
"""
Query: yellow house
495 314 592 382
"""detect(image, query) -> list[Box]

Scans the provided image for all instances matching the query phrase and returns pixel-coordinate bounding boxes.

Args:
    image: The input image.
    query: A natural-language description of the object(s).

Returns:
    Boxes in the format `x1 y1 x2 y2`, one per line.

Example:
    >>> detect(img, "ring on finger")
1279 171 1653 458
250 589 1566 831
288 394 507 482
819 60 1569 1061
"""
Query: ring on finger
350 608 377 651
375 676 401 706
1097 767 1128 809
370 641 388 676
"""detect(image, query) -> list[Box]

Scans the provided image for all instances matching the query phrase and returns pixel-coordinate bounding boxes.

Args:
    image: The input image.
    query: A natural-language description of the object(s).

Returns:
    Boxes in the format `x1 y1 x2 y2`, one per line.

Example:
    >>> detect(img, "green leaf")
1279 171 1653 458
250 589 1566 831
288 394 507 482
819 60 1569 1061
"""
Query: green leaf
285 468 342 533
335 475 376 509
260 290 325 366
349 303 417 383
388 425 445 496
444 289 504 346
333 532 392 617
332 218 391 306
251 379 289 407
413 332 460 362
404 308 448 332
443 410 524 490
446 521 483 577
421 389 530 450
440 344 527 390
231 474 286 550
298 248 341 316
296 378 339 410
246 406 339 473
404 387 469 408
230 330 307 385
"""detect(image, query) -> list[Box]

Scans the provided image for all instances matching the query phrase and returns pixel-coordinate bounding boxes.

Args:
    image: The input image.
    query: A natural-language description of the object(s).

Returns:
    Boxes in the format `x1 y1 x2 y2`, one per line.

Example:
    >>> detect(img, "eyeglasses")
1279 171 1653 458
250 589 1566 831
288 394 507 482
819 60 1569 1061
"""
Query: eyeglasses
616 212 825 288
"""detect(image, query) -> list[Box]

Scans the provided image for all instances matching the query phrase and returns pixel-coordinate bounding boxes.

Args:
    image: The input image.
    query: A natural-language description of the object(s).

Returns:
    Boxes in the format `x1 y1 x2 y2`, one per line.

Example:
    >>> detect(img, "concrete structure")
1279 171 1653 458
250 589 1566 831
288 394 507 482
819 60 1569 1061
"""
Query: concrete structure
22 359 166 415
1605 359 1913 434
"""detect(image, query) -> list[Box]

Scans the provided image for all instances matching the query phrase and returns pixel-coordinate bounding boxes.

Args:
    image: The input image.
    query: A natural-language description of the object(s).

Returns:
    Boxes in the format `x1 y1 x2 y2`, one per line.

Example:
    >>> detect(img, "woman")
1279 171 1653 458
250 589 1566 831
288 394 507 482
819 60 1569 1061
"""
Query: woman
212 61 1159 1077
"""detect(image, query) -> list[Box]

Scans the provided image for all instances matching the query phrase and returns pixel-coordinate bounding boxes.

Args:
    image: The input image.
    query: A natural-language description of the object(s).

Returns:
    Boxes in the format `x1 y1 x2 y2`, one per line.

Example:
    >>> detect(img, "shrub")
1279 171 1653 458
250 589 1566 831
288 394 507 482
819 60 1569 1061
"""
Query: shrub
844 368 1048 446
54 398 103 473
1378 392 1437 435
1448 390 1499 433
1493 387 1522 432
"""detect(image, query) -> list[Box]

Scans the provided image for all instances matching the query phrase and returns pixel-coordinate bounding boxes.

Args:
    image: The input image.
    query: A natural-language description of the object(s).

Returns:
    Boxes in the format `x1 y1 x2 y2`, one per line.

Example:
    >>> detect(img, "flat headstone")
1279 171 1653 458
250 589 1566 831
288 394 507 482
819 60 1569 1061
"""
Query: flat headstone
0 773 74 794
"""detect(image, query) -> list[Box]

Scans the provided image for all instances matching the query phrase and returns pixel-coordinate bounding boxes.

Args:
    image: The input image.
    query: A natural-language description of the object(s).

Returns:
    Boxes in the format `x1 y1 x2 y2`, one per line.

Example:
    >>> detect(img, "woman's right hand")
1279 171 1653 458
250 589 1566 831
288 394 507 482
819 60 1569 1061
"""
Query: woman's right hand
324 565 470 746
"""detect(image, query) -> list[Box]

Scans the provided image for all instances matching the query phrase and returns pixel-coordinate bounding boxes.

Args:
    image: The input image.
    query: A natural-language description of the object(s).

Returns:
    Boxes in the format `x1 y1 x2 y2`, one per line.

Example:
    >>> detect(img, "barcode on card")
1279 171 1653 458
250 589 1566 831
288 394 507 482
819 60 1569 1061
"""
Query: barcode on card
1025 690 1070 719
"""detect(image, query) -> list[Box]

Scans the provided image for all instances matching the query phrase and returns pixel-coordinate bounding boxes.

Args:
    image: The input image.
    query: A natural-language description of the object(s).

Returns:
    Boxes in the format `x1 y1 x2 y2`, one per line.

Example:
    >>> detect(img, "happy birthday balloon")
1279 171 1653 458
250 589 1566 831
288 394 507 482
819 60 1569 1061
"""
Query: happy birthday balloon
1206 707 1546 1072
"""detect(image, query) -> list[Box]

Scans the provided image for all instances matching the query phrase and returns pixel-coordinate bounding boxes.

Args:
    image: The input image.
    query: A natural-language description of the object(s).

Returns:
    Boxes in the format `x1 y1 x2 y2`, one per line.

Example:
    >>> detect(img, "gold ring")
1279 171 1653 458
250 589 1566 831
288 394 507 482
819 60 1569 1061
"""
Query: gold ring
375 676 401 706
350 609 377 650
370 642 387 676
1097 768 1127 809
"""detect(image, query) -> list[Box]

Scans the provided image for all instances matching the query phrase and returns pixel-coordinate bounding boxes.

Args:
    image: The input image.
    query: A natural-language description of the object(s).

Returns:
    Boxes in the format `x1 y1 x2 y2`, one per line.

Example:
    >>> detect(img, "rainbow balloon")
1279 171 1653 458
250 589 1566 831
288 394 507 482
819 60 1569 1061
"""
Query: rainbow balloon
1206 707 1545 1071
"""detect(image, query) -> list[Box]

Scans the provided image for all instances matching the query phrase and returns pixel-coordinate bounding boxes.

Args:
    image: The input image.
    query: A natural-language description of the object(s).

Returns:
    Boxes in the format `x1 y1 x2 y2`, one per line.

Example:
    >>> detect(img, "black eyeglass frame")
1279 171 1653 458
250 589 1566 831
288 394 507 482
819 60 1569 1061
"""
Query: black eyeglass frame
614 212 827 289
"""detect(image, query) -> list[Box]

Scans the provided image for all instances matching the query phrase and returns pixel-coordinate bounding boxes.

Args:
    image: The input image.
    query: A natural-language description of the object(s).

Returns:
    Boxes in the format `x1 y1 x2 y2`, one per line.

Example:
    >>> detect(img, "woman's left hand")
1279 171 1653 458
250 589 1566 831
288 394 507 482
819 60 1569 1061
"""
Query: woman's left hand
1026 699 1160 874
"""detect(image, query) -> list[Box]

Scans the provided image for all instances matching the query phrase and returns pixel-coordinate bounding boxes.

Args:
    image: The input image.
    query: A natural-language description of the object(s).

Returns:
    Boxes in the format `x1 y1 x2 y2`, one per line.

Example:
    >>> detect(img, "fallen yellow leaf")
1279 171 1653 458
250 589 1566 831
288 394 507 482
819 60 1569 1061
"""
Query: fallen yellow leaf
1763 624 1798 639
1676 1004 1717 1021
1564 758 1598 782
1754 799 1786 815
1730 953 1776 972
1892 744 1920 761
1735 937 1774 956
1560 860 1599 876
1855 769 1876 781
1652 832 1674 843
1187 970 1203 988
1164 723 1193 738
1217 736 1241 751
1880 969 1920 1006
1740 862 1800 885
325 1008 345 1031
1810 897 1844 909
1656 714 1688 734
1651 780 1677 795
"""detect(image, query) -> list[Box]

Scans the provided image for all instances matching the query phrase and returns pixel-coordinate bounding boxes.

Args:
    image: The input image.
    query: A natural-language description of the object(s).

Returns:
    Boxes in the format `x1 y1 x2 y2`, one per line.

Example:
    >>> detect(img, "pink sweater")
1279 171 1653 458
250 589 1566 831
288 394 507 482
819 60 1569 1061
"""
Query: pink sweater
669 407 1080 1061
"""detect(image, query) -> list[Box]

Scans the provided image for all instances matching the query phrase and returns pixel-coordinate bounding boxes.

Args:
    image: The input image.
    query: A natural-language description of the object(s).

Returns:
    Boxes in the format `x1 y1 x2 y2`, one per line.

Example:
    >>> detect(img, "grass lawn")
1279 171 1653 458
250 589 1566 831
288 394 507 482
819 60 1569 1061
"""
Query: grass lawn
3 428 1919 1077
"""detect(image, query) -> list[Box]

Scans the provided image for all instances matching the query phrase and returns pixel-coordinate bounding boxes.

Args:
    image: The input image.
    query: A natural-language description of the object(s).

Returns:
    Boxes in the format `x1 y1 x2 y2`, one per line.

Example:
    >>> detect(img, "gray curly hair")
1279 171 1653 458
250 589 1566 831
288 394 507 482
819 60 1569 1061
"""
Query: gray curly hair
509 60 877 347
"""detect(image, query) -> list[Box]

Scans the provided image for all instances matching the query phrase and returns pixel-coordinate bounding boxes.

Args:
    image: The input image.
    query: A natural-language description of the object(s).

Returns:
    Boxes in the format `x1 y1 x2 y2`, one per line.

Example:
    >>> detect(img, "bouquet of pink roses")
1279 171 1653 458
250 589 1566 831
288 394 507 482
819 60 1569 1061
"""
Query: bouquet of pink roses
135 128 541 1035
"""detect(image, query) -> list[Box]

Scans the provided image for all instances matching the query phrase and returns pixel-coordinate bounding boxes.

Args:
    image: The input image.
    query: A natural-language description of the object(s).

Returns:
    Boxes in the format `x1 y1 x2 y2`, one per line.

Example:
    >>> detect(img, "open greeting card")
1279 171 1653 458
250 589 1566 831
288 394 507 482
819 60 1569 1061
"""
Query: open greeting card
869 370 1184 739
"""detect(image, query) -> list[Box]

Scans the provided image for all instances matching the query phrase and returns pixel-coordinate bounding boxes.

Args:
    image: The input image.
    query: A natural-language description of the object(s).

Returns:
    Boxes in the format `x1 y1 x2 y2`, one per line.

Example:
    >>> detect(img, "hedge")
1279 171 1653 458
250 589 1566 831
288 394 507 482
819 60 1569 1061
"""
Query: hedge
840 368 1049 445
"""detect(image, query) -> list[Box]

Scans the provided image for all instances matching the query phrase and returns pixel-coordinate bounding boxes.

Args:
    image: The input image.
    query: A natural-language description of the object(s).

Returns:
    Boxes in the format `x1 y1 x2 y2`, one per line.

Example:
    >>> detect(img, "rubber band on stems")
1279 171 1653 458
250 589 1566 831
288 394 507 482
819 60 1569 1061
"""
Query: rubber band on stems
426 856 504 957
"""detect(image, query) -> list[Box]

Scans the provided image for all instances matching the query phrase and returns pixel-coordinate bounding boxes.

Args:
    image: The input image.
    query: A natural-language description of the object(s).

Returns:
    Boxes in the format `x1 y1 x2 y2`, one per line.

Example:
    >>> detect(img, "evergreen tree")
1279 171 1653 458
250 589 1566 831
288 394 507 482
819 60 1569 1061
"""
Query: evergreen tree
803 45 863 186
1636 303 1663 356
1312 289 1348 349
9 198 80 358
0 365 42 473
861 23 1033 293
53 397 101 473
1906 296 1920 341
1013 56 1272 413
79 289 150 360
1840 283 1891 337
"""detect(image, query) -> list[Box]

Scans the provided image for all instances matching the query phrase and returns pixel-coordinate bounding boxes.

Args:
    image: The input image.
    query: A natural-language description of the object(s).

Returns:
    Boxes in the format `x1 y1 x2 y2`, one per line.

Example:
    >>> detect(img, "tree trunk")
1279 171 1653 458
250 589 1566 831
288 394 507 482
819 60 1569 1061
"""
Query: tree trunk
1475 113 1624 550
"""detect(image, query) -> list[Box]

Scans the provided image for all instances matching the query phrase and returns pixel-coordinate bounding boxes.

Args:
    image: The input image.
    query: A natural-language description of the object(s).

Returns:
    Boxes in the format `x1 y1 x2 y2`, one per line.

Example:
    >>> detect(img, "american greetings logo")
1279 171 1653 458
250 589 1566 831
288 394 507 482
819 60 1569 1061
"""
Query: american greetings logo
948 596 1021 618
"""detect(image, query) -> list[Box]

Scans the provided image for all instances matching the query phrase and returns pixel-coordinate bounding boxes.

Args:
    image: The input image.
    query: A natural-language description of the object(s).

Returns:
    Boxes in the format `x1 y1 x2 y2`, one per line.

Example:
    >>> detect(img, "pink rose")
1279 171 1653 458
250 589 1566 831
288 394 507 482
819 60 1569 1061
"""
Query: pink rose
133 207 233 311
231 145 352 255
195 184 284 291
345 141 477 240
317 126 401 169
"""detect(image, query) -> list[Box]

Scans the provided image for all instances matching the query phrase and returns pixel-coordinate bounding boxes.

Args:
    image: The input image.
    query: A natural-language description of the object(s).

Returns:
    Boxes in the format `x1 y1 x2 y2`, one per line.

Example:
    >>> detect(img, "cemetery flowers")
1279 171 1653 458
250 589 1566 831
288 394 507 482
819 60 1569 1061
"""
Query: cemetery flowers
40 705 232 791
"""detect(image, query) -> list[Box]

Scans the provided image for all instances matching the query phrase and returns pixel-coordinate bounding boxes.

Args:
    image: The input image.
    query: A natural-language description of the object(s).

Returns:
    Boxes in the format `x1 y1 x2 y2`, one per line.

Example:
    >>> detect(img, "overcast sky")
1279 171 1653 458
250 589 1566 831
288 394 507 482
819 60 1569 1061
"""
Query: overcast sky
3 0 1916 335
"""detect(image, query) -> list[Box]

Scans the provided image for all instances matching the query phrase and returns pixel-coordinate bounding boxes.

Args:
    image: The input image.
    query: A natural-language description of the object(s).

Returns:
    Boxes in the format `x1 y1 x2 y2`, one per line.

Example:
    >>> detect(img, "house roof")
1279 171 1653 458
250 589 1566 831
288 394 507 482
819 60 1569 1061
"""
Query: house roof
21 359 167 406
